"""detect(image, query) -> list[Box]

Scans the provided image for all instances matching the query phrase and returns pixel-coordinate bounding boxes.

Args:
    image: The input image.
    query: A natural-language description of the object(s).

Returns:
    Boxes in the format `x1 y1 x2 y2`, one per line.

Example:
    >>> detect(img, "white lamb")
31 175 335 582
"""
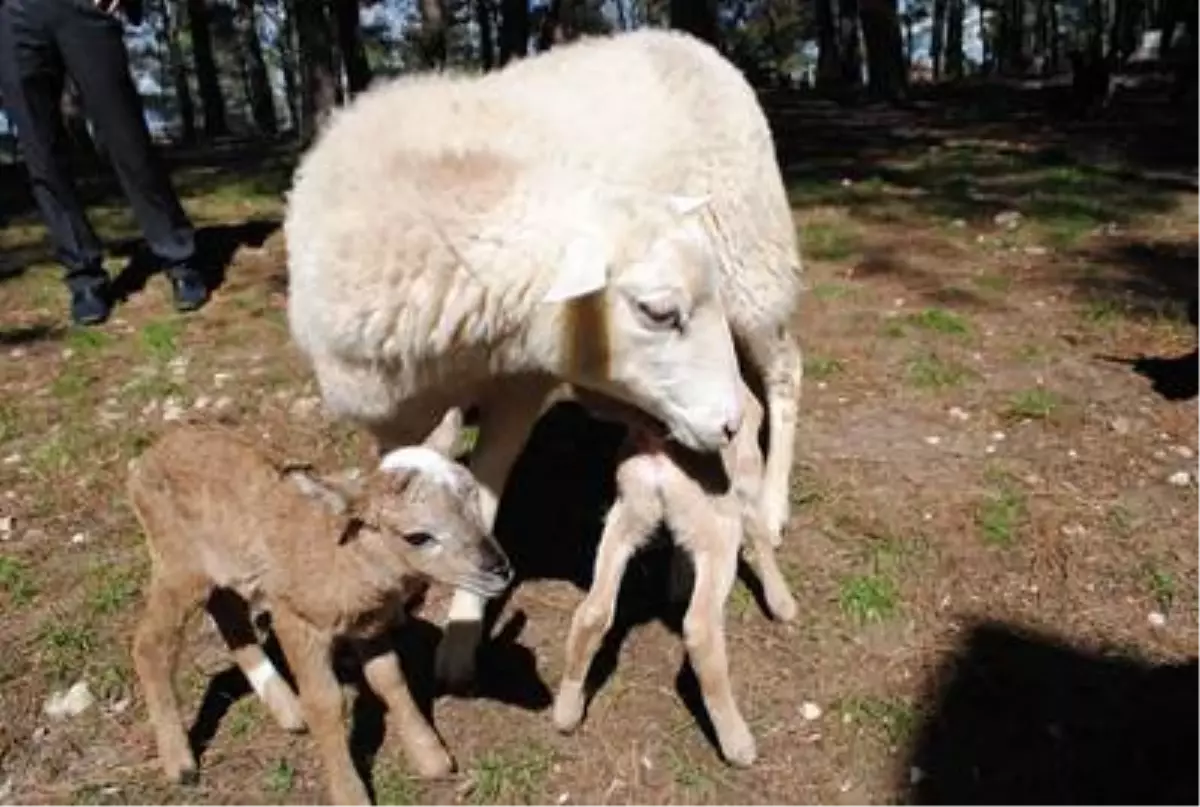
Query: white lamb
285 28 803 689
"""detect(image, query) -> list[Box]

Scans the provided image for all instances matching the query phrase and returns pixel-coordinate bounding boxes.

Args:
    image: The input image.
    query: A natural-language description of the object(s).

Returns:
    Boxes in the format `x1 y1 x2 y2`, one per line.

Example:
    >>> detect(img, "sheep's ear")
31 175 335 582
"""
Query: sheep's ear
667 194 710 217
542 238 608 303
423 407 465 457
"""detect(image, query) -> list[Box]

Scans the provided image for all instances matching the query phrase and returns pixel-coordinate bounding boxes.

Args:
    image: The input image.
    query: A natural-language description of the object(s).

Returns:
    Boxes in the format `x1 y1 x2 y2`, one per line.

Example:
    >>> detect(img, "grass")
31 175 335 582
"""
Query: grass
665 745 717 798
811 282 855 301
64 327 114 356
224 698 264 739
265 758 296 795
838 694 919 746
467 742 554 805
1141 560 1177 613
1003 388 1064 421
905 352 973 390
85 561 145 616
802 220 861 262
0 556 39 606
976 473 1026 547
139 320 182 363
373 766 422 805
51 366 94 403
906 307 971 336
805 355 845 381
837 573 898 624
38 617 99 684
1081 298 1125 326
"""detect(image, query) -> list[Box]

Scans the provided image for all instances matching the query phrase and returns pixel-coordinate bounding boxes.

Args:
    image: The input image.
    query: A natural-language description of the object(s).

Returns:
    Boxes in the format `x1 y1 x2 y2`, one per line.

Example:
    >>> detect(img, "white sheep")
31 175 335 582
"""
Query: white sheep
126 411 513 805
551 380 797 767
284 27 803 690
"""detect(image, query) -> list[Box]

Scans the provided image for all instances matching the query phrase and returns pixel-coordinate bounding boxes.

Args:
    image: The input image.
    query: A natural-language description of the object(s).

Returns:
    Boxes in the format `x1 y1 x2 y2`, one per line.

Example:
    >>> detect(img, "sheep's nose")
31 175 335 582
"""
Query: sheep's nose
721 405 743 444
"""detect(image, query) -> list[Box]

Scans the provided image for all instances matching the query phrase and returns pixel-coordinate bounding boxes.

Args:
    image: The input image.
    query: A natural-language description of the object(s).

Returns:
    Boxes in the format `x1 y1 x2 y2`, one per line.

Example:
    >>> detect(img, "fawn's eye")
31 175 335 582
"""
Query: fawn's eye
402 531 436 548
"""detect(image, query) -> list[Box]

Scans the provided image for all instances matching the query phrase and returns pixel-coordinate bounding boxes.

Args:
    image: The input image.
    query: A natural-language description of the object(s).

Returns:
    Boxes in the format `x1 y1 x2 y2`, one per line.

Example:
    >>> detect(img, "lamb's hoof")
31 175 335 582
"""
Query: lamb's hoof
170 764 200 786
435 620 483 696
767 589 798 623
552 684 586 733
412 747 456 780
718 723 757 768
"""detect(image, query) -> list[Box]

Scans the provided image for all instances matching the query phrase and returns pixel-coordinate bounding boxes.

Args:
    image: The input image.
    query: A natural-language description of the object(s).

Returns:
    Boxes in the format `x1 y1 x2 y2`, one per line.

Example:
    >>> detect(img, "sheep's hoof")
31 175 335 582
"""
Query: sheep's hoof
435 620 483 695
412 748 456 780
767 590 798 623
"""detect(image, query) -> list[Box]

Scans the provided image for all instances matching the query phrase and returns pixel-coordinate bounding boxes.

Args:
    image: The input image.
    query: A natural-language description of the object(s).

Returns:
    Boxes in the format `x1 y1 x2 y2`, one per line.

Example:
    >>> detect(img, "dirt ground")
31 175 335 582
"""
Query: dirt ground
1 86 1197 805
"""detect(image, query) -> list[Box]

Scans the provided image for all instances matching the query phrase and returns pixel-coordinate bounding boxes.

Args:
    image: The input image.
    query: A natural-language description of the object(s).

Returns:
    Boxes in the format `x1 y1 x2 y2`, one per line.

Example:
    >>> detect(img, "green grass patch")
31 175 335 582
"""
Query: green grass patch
1003 388 1064 421
803 221 861 262
38 617 99 684
907 307 971 336
1081 298 1125 326
65 326 114 356
838 573 898 624
905 352 972 389
1141 560 1177 613
976 473 1026 547
467 742 554 804
811 282 855 301
805 355 845 381
264 758 296 795
139 320 183 363
85 561 145 616
838 694 919 746
373 765 423 805
0 556 38 606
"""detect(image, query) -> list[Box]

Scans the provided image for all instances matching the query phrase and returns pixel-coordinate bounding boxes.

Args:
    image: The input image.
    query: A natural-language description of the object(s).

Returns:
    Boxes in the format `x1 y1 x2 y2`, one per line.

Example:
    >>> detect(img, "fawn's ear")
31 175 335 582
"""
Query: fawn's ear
423 408 465 457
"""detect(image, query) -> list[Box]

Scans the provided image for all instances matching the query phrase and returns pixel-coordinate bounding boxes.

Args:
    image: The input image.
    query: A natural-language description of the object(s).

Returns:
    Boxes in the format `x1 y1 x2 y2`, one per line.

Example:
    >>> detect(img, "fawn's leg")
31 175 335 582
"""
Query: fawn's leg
683 538 757 767
744 327 802 546
553 502 647 733
132 572 208 784
357 635 454 779
271 608 370 806
206 587 306 733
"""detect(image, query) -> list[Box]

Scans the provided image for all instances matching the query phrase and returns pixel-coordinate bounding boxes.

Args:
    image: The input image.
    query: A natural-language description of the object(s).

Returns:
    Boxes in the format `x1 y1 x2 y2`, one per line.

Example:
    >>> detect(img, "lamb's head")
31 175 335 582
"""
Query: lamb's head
356 411 513 598
540 193 743 453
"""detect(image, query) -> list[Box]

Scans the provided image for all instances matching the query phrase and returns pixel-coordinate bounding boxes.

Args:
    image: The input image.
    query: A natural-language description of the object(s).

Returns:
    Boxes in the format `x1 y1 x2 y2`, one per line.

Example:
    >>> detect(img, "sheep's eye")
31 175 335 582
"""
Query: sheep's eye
636 299 683 331
402 531 436 548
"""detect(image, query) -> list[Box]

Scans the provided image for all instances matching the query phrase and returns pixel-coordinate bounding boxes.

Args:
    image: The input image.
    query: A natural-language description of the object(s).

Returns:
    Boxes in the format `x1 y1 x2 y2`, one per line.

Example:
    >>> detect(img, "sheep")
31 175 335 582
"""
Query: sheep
550 380 797 767
126 410 513 806
283 26 803 691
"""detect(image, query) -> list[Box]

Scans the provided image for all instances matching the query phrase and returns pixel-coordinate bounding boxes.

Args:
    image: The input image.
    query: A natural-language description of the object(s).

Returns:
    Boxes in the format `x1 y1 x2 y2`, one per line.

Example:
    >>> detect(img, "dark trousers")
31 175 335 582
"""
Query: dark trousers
0 0 194 290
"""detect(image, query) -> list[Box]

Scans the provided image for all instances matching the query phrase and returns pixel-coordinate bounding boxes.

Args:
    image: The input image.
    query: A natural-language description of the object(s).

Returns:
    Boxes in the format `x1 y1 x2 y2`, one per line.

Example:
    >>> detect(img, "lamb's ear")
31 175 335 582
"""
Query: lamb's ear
284 467 351 515
337 516 366 545
542 238 608 303
423 407 465 457
667 194 710 217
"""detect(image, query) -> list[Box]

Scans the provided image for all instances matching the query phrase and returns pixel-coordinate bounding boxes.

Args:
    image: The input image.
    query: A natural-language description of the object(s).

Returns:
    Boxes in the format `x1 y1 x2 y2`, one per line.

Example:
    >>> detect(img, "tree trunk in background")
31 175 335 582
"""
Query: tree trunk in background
164 0 196 142
238 0 277 135
1046 0 1059 71
930 0 946 78
476 0 496 70
186 0 227 136
859 0 908 98
499 0 529 64
669 0 719 47
278 0 300 132
333 0 373 94
945 0 964 76
294 0 339 143
838 0 863 86
418 0 448 68
815 0 841 87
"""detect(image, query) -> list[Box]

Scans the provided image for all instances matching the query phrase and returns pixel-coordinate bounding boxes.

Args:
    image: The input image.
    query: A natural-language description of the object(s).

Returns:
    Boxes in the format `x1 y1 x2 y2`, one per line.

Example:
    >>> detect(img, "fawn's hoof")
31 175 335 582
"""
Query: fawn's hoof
718 722 758 768
552 683 586 733
767 589 798 623
412 747 456 780
435 620 483 695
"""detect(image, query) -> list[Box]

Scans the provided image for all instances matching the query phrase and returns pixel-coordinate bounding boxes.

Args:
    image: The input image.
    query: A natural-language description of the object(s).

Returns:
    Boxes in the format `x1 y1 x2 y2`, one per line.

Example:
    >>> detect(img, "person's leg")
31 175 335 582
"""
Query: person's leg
52 0 207 311
0 0 112 325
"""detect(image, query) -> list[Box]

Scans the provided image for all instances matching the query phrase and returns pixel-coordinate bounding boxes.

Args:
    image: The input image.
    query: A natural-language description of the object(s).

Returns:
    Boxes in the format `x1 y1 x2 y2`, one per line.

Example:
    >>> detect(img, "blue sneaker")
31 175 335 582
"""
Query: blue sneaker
167 266 209 312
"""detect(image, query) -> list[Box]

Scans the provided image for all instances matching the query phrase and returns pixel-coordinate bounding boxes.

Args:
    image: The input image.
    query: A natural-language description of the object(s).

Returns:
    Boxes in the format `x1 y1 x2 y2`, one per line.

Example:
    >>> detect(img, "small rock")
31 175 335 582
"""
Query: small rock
193 395 211 410
213 372 233 388
837 396 848 404
985 445 997 454
1067 449 1078 459
991 431 1006 442
31 726 49 743
44 680 95 720
61 347 75 360
1153 449 1168 461
1167 470 1191 487
1060 523 1086 538
924 436 942 446
1148 611 1166 628
1024 245 1048 256
107 696 132 715
161 397 185 422
214 396 234 412
70 532 87 545
1109 416 1132 435
0 515 13 537
289 396 321 418
800 701 823 721
1172 445 1193 459
556 793 569 805
840 178 853 187
948 406 970 422
3 453 22 465
951 219 967 228
910 766 926 785
640 754 653 772
893 297 905 307
923 512 933 521
140 400 158 417
9 347 26 358
816 381 828 390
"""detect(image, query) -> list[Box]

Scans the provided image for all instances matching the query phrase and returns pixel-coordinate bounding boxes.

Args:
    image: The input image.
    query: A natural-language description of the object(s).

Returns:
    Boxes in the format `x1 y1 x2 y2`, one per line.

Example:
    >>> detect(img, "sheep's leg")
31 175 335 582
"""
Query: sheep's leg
206 588 306 733
271 608 369 806
744 326 802 546
133 572 208 785
683 539 756 767
553 502 646 733
740 503 798 623
356 637 454 779
435 376 556 693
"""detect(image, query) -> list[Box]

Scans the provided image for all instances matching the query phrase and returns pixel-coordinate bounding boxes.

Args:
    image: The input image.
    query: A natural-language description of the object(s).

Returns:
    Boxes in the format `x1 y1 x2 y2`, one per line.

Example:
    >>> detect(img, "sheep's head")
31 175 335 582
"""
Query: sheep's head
542 193 743 453
354 410 513 598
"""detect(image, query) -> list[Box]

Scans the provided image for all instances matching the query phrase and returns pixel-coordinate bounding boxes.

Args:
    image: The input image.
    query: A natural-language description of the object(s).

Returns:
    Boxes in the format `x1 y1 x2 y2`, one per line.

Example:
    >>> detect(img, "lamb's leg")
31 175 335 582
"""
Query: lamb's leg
553 502 645 733
271 608 369 806
133 572 208 785
435 376 556 693
206 587 306 733
682 539 756 767
741 504 798 623
357 637 454 779
744 326 802 546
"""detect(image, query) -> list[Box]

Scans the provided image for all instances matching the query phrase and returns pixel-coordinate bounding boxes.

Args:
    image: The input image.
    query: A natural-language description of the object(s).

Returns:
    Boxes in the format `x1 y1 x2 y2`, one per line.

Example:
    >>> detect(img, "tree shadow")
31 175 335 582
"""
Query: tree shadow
906 619 1199 805
0 322 65 346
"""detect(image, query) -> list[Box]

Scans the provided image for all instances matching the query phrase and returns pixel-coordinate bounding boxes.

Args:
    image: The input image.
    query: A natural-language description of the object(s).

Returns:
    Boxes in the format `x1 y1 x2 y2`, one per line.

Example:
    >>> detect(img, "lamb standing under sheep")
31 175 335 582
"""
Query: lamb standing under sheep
552 381 797 766
127 411 513 805
284 26 802 689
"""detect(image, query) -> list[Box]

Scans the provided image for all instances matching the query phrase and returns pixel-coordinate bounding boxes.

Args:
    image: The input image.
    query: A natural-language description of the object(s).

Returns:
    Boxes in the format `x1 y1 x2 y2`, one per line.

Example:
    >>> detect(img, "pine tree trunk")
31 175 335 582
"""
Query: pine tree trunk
333 0 372 94
186 0 227 136
839 0 864 86
859 0 909 99
238 0 277 135
669 0 719 47
476 0 496 70
499 0 528 64
931 0 947 78
815 0 841 87
945 0 964 77
419 0 448 68
293 0 339 143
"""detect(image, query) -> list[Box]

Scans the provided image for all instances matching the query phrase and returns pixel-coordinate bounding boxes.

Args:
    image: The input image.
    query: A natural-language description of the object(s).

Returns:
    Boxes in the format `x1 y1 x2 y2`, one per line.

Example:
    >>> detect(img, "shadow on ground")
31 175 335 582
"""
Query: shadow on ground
906 619 1199 805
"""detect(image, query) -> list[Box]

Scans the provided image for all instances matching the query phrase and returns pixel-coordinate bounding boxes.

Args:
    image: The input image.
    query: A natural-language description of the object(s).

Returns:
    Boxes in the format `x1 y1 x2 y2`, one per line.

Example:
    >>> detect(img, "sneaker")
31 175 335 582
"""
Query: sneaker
70 282 112 326
167 266 209 312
